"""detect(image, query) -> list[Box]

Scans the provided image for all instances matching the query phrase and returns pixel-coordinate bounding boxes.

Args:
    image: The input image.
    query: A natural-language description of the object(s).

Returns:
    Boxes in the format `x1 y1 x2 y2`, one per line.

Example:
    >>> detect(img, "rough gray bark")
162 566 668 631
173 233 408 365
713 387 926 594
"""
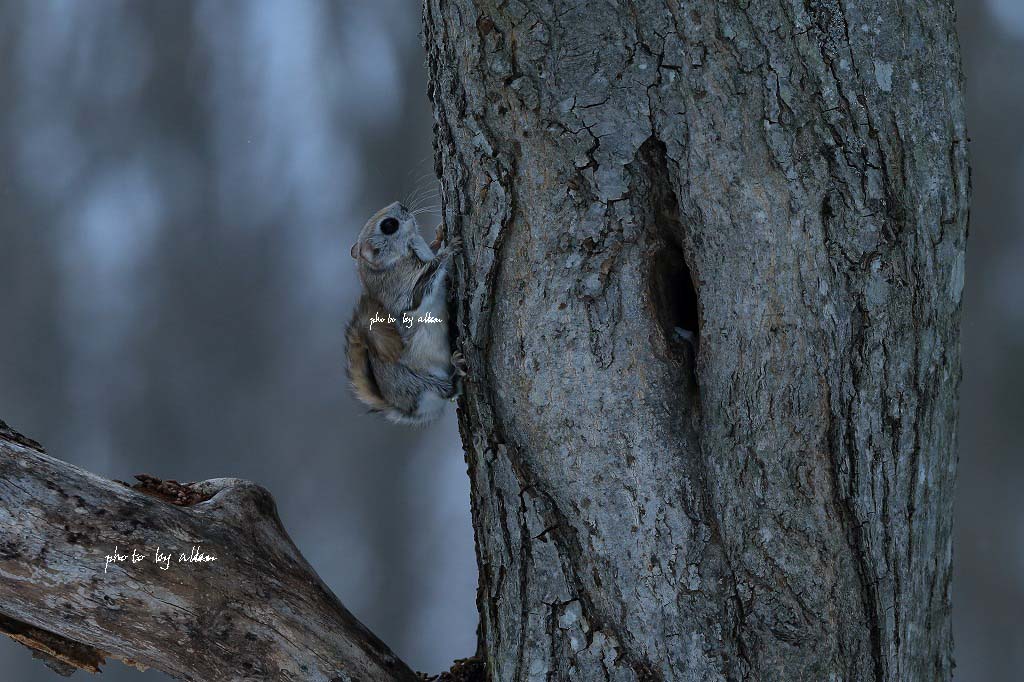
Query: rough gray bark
0 422 417 681
424 0 967 680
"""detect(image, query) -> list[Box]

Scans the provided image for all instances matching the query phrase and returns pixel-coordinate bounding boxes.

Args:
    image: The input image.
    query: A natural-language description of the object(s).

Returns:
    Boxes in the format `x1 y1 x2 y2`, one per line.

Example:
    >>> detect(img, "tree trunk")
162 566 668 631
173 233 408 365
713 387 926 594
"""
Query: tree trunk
424 0 968 680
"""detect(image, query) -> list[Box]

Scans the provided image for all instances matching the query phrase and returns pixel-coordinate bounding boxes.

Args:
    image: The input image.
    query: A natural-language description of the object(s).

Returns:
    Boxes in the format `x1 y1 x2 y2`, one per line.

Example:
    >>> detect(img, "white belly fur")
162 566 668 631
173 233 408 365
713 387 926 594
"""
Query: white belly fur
402 274 451 376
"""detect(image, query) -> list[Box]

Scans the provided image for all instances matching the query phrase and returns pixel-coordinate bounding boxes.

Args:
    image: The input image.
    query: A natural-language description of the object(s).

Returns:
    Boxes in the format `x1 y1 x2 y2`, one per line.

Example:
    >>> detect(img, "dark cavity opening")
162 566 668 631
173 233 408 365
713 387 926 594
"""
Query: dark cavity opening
650 242 700 351
636 137 700 357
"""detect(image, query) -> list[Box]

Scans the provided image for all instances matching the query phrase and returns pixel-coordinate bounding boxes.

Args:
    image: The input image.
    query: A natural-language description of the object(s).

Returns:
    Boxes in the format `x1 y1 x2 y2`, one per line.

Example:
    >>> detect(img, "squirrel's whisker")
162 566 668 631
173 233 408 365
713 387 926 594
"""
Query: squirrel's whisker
410 193 441 213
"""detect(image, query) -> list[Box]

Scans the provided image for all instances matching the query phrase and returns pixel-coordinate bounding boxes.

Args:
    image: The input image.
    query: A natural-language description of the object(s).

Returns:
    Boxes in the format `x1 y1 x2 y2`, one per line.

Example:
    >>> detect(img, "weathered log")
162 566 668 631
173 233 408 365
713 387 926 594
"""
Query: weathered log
0 420 417 681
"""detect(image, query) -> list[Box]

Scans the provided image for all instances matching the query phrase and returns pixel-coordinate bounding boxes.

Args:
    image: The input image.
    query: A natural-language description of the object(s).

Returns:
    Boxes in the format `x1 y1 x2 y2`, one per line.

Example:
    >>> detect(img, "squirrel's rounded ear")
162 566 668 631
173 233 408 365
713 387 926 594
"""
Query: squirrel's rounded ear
350 242 359 259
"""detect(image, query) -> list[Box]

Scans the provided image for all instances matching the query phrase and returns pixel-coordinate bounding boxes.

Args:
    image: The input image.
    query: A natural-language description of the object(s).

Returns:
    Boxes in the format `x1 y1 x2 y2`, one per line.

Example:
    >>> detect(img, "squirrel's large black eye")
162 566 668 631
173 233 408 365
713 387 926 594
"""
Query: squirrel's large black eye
380 217 400 235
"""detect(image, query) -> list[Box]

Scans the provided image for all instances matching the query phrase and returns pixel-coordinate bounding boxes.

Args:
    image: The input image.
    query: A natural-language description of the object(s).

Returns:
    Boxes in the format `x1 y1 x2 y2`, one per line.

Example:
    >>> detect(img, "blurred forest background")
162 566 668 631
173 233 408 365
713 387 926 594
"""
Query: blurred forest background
0 1 1018 680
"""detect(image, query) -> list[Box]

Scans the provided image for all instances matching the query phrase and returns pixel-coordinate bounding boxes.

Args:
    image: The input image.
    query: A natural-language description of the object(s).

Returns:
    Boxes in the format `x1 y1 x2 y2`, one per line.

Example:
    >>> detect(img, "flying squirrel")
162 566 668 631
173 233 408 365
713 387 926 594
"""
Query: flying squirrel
344 201 465 425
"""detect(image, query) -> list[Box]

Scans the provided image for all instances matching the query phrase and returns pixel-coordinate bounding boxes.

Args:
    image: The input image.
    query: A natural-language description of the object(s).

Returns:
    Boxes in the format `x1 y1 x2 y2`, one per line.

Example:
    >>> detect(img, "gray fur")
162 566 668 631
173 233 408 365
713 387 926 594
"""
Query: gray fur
345 201 462 425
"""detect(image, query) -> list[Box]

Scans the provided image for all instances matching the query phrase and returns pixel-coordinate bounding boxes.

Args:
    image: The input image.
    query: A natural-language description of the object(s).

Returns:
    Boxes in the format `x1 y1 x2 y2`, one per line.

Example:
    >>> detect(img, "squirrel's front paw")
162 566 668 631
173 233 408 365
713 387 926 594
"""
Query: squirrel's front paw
444 234 463 256
451 350 468 377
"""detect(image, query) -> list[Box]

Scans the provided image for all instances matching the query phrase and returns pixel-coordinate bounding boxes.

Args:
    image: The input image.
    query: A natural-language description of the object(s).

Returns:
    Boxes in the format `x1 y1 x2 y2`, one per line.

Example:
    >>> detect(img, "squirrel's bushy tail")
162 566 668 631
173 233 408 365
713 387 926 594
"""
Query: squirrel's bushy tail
344 317 392 414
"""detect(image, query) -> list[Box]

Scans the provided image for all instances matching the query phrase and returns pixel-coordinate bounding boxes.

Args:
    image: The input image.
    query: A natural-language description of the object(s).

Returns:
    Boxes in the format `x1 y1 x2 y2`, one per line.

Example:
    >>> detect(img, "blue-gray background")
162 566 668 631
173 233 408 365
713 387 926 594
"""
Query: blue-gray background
0 1 1018 679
